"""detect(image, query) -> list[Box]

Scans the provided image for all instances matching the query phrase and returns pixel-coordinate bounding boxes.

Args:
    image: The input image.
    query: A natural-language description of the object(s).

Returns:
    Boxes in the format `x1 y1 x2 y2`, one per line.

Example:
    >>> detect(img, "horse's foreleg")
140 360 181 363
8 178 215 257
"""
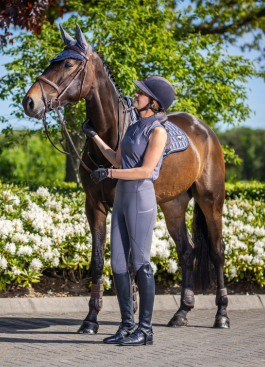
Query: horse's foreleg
160 192 195 327
77 201 107 334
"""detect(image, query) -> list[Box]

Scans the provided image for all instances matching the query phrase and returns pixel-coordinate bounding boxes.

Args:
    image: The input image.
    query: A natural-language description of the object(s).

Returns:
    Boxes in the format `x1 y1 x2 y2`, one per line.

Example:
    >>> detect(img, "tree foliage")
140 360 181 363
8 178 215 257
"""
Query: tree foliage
0 0 67 47
0 0 259 181
217 127 265 181
0 132 65 183
172 1 265 53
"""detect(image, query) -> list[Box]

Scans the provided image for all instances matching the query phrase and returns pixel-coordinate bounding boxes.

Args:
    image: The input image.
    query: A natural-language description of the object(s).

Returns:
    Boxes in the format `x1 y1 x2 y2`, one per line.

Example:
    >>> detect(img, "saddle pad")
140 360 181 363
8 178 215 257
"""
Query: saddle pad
162 120 189 159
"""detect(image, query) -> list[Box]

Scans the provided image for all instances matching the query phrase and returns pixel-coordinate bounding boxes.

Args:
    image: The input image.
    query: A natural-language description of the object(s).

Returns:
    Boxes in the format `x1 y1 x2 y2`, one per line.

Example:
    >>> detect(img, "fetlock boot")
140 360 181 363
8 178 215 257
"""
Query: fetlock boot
119 263 155 346
103 271 136 344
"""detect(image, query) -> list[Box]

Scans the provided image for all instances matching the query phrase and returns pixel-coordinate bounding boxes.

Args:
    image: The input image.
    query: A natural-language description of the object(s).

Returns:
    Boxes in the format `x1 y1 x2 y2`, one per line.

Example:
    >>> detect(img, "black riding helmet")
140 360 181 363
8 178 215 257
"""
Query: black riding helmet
133 76 175 112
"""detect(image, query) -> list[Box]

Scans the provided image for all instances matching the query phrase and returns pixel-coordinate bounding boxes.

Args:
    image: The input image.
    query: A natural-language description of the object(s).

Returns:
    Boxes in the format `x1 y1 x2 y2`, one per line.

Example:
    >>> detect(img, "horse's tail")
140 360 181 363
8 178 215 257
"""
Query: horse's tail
192 202 213 292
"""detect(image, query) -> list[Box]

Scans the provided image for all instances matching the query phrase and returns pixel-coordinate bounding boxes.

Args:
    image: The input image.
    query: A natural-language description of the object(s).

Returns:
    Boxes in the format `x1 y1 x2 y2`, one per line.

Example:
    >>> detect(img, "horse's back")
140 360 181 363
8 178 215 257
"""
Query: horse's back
154 112 225 203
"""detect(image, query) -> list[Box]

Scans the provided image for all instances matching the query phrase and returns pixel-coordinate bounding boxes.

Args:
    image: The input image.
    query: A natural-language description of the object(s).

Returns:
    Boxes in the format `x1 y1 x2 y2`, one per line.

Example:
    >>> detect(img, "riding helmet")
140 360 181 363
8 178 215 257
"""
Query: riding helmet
133 76 175 112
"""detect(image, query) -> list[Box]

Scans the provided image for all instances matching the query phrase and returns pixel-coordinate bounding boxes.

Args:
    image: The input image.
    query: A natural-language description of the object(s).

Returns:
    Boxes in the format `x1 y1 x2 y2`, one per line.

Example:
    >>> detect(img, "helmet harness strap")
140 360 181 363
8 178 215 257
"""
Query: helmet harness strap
136 97 162 114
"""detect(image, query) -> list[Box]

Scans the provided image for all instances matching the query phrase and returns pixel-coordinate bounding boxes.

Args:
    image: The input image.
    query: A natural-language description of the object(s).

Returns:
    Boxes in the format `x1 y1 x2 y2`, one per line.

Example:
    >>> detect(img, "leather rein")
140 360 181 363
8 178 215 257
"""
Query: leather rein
36 45 132 212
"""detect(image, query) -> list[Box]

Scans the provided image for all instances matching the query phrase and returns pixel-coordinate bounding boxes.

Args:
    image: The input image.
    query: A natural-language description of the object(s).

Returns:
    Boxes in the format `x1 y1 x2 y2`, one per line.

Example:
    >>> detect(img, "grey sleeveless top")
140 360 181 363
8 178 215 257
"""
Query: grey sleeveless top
121 114 166 182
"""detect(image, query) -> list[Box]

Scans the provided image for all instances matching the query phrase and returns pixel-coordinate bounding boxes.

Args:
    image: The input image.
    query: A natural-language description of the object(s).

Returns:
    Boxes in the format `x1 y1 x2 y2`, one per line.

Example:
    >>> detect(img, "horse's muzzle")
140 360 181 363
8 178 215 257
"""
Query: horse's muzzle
22 95 45 119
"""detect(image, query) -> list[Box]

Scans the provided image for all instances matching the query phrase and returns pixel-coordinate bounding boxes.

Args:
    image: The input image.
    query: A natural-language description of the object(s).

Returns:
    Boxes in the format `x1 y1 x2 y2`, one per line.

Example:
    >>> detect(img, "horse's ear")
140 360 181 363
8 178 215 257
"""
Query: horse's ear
59 24 75 46
75 24 89 53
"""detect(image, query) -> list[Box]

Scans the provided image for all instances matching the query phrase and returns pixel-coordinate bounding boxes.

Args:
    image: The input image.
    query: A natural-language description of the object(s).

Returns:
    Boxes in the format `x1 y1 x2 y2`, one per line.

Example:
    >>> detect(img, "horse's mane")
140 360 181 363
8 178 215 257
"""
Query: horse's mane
95 51 123 97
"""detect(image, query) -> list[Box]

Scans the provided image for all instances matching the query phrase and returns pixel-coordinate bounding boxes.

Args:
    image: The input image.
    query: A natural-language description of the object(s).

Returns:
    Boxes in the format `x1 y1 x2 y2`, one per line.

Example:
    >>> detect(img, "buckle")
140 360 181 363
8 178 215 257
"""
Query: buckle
49 97 61 110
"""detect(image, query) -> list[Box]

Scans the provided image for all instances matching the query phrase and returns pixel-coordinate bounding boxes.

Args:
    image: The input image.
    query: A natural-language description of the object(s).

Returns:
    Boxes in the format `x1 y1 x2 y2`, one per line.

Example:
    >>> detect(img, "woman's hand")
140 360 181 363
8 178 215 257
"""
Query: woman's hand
90 168 109 184
82 119 98 138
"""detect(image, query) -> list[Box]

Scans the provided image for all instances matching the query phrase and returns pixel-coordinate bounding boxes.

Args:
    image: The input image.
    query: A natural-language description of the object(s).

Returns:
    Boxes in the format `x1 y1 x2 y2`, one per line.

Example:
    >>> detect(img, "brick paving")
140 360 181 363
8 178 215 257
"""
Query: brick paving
0 310 265 367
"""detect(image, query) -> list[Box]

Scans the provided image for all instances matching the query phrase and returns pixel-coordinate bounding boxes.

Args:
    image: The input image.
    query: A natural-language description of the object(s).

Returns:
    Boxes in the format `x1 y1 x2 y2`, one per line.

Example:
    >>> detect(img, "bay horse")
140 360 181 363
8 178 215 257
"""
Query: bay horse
22 25 229 333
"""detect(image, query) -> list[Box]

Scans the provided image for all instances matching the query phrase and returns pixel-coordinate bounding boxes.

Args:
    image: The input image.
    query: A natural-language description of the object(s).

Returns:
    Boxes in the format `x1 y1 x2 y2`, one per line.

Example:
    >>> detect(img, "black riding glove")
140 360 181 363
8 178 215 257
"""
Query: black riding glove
90 168 109 184
82 118 97 138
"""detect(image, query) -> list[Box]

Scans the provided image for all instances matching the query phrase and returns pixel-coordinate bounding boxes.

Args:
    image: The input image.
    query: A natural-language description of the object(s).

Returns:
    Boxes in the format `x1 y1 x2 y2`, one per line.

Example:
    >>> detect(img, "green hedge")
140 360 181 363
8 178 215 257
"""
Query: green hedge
225 181 265 200
3 180 265 201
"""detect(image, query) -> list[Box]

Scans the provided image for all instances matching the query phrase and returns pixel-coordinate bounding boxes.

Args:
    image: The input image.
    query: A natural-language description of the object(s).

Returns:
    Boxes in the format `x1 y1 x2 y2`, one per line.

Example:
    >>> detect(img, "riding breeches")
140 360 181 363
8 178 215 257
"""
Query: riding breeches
110 179 157 274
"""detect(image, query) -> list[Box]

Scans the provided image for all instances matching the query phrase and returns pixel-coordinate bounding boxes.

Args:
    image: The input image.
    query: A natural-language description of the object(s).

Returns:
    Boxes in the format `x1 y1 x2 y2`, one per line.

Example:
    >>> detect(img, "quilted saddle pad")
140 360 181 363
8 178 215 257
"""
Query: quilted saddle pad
162 120 189 160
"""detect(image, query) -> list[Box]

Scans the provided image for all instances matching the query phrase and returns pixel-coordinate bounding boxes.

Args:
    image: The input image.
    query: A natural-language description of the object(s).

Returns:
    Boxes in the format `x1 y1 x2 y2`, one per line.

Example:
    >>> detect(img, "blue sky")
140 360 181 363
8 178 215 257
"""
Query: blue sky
0 3 264 132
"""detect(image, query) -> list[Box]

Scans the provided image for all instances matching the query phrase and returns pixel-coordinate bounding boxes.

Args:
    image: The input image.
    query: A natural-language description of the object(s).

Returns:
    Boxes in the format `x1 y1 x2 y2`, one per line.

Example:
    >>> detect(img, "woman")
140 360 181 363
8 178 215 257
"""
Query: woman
82 76 175 346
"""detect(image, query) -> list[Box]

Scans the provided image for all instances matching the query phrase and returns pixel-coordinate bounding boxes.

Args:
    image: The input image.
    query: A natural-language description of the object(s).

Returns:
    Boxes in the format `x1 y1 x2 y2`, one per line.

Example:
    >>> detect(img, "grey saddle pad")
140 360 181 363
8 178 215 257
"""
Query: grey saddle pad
162 120 189 159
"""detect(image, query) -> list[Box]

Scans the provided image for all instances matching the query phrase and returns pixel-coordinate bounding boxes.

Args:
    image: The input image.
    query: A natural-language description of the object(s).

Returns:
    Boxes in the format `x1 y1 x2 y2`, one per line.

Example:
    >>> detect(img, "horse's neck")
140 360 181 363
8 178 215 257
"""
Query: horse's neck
84 57 131 154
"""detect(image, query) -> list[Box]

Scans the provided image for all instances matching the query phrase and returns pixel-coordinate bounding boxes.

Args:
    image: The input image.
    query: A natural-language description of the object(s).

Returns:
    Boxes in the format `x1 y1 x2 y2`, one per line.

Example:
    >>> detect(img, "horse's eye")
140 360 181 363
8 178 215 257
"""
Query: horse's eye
64 61 73 68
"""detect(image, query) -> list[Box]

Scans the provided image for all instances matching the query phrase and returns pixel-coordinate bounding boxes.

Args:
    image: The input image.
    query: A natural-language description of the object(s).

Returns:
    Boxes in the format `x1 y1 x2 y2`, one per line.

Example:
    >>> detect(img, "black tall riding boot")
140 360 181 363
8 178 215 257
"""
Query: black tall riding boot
103 271 136 344
119 263 155 346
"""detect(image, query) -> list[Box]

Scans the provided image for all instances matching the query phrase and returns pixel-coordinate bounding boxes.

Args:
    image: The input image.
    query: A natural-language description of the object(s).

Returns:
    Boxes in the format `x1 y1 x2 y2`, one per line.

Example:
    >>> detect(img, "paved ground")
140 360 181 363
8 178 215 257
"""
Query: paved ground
0 310 265 367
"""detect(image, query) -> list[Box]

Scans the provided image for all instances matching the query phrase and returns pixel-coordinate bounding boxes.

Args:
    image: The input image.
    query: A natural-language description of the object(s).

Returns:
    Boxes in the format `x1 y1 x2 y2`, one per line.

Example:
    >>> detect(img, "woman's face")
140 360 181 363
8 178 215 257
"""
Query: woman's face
133 89 151 110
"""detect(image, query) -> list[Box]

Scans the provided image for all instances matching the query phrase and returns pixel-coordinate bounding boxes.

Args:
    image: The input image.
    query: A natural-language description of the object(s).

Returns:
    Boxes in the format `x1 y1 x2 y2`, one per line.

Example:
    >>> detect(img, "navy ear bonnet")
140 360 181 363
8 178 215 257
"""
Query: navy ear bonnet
50 24 91 63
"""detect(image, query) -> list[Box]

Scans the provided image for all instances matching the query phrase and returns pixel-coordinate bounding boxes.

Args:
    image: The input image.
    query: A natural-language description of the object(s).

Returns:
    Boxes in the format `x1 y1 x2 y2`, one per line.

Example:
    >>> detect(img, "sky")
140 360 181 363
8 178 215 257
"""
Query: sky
0 3 264 133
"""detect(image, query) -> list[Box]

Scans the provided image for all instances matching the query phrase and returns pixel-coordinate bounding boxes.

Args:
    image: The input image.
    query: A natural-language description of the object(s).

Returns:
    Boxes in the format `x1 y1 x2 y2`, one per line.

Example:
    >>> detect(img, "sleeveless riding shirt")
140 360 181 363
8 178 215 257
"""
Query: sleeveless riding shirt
121 114 166 182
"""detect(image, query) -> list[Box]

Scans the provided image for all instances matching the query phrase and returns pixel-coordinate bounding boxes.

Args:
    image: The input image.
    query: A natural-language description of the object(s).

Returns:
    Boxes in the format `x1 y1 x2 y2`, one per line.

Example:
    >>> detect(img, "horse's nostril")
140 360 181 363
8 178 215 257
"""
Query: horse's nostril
26 96 34 111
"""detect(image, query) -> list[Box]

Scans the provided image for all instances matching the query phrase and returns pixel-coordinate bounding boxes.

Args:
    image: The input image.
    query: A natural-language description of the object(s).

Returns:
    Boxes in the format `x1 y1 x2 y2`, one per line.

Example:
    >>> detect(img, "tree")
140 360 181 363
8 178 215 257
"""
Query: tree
0 0 258 182
0 132 65 183
172 1 265 52
0 0 67 47
217 127 265 181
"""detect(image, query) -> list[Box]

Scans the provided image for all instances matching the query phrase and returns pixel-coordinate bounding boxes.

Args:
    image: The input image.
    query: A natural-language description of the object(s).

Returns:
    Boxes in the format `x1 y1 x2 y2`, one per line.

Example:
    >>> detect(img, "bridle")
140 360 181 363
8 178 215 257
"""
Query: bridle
36 45 94 173
35 45 133 212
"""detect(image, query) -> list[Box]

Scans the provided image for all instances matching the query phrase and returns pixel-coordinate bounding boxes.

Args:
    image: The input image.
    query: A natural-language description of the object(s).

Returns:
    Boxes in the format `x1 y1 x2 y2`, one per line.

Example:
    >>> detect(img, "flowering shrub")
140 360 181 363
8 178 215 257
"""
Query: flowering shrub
0 181 265 291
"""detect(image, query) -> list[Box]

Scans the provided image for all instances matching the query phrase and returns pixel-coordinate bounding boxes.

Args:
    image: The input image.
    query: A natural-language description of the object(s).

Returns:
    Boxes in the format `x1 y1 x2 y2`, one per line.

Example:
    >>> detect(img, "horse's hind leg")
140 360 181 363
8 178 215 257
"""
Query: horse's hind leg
77 200 107 334
192 184 230 329
160 191 195 327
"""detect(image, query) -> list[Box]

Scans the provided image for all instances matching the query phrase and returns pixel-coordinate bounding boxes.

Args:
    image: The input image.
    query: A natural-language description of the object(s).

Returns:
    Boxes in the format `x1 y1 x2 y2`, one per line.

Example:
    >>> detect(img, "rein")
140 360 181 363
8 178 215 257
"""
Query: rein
36 45 132 213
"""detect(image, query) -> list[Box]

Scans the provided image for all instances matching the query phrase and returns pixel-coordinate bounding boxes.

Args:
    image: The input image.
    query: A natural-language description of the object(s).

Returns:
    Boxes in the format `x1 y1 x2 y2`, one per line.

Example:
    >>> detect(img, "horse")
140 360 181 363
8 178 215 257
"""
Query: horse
22 25 229 333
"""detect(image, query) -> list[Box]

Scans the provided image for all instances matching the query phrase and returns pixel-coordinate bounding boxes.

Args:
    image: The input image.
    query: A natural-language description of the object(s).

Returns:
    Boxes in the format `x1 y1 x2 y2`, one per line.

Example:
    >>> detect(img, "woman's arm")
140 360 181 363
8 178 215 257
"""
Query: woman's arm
108 127 167 180
93 135 122 168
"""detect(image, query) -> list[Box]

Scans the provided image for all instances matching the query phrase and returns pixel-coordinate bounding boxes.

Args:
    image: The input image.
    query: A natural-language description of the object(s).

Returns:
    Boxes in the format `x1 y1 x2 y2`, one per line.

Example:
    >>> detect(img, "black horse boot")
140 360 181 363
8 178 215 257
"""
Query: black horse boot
103 271 136 344
119 263 155 346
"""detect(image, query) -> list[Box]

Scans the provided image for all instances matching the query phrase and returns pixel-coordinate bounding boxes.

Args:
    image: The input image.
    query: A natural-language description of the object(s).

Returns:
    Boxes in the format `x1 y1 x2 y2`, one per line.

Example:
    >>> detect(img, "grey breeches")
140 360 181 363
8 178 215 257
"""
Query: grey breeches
110 179 157 274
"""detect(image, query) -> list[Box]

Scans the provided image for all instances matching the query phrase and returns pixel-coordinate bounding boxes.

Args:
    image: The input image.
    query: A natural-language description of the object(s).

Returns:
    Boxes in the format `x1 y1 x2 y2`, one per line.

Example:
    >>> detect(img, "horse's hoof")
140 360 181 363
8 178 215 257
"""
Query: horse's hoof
77 320 99 334
213 315 230 329
167 314 188 327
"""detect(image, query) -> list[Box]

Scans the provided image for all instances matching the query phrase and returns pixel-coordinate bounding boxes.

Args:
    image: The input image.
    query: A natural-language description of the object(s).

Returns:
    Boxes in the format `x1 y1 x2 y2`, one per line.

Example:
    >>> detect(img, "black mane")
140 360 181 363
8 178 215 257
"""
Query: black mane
96 51 123 96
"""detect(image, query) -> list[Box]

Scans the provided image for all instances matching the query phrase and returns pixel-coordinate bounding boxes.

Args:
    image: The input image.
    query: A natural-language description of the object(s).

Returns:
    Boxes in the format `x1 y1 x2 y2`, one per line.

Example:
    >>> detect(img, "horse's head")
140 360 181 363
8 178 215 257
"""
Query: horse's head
23 24 94 119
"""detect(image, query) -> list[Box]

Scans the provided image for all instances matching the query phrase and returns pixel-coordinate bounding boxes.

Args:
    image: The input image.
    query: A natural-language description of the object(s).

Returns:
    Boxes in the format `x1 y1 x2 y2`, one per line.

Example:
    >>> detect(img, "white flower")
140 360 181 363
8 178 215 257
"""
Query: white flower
36 187 50 200
43 250 53 261
5 205 13 213
12 233 29 244
229 267 237 278
104 259 111 268
256 227 265 237
4 242 16 255
45 199 62 211
12 266 21 276
29 258 43 270
17 245 33 256
102 275 112 288
2 190 12 201
51 257 59 267
0 256 8 270
167 259 178 274
0 219 15 236
150 261 157 275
